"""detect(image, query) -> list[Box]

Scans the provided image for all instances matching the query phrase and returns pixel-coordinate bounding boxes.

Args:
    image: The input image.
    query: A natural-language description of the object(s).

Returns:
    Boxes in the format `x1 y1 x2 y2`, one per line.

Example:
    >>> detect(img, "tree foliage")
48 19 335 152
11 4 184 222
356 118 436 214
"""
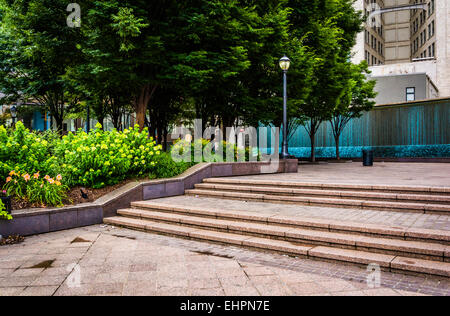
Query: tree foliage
330 62 377 160
0 0 83 131
0 0 373 162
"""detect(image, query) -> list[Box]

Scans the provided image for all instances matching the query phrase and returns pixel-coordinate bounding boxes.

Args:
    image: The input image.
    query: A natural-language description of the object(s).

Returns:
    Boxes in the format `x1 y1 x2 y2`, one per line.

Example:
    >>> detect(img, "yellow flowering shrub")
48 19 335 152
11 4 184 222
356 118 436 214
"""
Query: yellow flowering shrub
55 124 162 188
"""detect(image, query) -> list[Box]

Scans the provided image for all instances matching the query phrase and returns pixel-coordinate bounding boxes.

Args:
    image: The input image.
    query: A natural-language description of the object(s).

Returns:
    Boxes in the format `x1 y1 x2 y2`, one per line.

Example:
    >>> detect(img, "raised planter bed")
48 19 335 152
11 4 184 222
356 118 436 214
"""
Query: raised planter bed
0 160 298 237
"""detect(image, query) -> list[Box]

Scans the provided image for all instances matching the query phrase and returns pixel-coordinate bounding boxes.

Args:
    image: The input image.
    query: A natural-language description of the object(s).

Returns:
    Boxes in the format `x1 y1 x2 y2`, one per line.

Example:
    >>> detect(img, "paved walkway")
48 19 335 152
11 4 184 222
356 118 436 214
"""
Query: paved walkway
158 196 450 231
230 162 450 187
0 226 448 296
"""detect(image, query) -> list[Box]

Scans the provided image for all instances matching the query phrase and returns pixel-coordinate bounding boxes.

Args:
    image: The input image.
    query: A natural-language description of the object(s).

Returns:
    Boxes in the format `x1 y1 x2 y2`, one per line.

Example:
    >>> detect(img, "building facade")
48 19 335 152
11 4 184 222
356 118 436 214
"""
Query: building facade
352 0 450 103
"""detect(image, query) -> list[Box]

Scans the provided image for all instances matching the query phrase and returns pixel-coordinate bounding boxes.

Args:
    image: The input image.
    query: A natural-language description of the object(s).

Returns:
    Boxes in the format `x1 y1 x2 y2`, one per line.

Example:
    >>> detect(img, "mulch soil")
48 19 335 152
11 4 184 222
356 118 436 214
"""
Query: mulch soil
10 178 144 210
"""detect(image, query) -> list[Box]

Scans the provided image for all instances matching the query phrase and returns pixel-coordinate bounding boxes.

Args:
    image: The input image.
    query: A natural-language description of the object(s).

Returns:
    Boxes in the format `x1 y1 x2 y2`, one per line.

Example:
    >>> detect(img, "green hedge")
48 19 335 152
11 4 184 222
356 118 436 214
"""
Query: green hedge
287 145 450 159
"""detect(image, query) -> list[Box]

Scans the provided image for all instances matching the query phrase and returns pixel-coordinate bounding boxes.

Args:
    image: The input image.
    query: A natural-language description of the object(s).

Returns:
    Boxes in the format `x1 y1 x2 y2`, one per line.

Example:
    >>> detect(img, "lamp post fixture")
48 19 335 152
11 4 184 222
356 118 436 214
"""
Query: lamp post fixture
279 55 291 159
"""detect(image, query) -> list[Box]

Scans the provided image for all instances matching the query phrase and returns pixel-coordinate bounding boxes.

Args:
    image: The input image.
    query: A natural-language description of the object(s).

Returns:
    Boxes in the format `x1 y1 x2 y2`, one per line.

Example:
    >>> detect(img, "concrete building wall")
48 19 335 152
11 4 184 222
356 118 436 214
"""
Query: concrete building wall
435 0 450 97
371 73 429 104
360 0 386 65
384 0 412 64
370 60 437 82
352 0 449 102
410 0 436 60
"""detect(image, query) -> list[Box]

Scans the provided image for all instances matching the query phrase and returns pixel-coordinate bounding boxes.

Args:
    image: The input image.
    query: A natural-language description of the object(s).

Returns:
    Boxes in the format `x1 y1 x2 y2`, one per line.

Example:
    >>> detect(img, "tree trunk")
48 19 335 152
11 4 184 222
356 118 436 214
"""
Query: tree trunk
47 99 65 134
134 84 157 131
56 119 63 132
163 126 168 152
111 115 120 130
97 116 104 130
335 135 341 160
55 117 64 134
157 125 163 146
310 133 316 163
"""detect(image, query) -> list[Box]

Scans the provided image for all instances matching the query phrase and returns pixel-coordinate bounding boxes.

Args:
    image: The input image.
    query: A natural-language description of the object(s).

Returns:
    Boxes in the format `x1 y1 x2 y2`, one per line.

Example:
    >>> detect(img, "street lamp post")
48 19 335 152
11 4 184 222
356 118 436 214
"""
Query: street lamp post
279 56 291 159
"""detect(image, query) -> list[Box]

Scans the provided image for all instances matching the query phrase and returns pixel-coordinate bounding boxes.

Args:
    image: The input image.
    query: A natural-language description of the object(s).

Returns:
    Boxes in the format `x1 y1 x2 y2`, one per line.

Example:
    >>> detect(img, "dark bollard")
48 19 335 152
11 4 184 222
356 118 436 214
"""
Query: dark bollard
362 149 374 167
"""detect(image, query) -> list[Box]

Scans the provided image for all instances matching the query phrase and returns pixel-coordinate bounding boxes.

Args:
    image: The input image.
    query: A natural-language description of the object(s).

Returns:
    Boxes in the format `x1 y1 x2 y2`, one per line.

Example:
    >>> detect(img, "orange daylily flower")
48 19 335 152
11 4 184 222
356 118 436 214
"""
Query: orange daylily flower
33 173 40 179
9 170 15 176
55 181 61 186
56 174 62 181
6 177 12 183
23 174 31 182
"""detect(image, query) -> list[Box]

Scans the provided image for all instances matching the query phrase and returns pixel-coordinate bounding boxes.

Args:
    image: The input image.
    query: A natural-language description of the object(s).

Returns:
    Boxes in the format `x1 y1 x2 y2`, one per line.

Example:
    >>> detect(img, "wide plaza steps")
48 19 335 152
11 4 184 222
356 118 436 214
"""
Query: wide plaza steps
104 200 450 278
185 178 450 214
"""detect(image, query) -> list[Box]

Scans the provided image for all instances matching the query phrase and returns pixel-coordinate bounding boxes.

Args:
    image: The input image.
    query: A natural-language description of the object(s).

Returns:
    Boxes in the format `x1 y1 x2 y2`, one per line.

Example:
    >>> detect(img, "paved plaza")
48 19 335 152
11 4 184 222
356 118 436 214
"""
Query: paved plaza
1 162 449 296
235 162 450 187
0 225 448 296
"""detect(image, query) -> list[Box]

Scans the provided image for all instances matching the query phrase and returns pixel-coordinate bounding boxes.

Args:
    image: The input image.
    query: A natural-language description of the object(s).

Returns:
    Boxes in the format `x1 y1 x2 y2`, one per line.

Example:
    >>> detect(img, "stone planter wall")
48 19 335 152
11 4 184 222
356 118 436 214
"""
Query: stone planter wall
0 160 298 237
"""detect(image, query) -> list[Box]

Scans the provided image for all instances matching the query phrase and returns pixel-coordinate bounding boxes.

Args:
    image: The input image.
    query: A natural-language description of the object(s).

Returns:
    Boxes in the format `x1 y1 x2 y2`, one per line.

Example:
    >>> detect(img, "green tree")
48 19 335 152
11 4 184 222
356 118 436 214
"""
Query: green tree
287 0 363 162
0 0 83 132
79 0 298 141
330 62 377 160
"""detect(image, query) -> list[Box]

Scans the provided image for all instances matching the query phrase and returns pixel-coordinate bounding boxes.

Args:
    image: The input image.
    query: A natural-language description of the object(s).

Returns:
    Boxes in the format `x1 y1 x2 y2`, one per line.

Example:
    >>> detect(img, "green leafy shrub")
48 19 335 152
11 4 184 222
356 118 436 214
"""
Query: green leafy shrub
172 139 259 163
3 171 68 207
54 124 162 188
0 198 12 220
151 152 195 179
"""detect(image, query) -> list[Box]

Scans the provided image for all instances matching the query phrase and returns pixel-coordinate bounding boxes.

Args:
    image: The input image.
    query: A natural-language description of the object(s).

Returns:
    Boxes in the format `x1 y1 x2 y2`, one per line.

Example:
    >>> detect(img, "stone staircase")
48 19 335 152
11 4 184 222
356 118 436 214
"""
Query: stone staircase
186 178 450 214
104 178 450 278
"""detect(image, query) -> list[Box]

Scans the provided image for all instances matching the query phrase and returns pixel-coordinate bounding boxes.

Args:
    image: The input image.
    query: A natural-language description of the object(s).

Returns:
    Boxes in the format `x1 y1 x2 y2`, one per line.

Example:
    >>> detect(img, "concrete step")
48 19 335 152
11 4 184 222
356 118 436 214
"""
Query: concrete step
194 183 450 205
131 201 450 244
118 208 449 262
185 189 450 214
202 178 450 195
103 216 450 278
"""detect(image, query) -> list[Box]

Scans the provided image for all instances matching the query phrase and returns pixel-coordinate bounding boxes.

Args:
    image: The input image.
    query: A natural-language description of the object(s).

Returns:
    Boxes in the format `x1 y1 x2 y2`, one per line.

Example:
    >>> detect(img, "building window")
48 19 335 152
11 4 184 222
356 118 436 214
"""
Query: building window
406 87 416 102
